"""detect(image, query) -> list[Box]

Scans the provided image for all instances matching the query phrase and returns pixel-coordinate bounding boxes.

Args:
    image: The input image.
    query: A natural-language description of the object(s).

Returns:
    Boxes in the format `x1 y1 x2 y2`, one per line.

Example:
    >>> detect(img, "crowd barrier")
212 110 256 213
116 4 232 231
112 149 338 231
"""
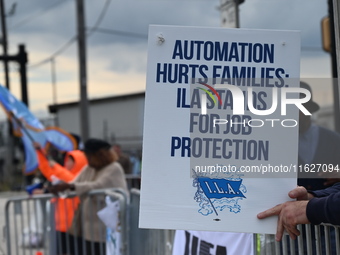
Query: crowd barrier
256 224 340 255
4 193 53 255
3 188 174 255
129 189 174 255
4 188 128 255
4 188 340 255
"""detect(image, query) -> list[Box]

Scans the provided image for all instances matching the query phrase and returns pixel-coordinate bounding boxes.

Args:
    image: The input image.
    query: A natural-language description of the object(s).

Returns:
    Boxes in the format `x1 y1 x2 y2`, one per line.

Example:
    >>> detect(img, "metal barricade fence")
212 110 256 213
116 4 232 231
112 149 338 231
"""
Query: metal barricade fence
127 188 340 255
256 224 340 255
4 193 52 255
11 188 340 255
129 188 175 255
4 188 128 255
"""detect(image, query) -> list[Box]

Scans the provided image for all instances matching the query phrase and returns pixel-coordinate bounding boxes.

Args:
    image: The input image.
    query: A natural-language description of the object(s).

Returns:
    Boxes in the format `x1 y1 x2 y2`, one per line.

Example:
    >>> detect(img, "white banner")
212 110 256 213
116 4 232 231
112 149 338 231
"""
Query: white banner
172 230 253 255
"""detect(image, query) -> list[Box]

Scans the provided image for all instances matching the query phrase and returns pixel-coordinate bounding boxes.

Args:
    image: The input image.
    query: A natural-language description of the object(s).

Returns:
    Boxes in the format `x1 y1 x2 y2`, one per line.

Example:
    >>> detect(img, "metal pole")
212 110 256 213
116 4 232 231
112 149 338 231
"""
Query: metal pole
51 59 57 106
51 59 59 126
0 0 10 90
333 0 340 79
0 0 14 185
18 44 28 106
76 0 90 141
329 0 340 132
235 0 240 28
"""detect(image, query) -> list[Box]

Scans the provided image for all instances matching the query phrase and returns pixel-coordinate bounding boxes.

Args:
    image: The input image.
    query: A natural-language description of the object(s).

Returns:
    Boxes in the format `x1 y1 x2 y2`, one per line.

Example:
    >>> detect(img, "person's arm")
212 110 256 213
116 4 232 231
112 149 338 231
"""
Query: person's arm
36 149 54 182
306 192 340 225
49 163 127 196
48 162 76 182
310 182 340 197
36 150 75 182
74 163 127 196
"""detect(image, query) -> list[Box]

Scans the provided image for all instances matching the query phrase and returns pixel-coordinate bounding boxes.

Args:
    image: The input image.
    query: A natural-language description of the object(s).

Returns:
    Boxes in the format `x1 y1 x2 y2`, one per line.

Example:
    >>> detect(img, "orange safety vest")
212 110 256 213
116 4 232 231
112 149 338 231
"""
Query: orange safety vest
37 150 88 232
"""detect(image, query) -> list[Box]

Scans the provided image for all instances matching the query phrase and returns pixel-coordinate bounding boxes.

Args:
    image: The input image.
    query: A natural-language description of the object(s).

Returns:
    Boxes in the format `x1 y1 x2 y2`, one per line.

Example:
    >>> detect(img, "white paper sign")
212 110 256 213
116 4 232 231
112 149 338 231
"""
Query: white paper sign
140 25 300 234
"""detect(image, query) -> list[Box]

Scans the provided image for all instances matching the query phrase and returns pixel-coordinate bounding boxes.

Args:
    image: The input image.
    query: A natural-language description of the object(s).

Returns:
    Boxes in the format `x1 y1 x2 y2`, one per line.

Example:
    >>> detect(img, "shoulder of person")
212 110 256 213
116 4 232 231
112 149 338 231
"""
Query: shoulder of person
318 126 340 140
103 161 124 173
73 165 92 180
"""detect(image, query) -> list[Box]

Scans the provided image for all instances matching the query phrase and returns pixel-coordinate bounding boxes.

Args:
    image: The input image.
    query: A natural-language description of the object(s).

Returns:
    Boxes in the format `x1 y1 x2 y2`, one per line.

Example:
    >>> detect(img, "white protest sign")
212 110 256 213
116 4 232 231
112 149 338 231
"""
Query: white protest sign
140 25 300 234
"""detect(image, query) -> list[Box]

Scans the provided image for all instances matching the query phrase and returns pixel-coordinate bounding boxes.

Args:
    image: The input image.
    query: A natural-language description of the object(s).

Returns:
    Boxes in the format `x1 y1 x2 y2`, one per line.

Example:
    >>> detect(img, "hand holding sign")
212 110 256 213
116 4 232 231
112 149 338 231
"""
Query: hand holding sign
257 186 312 241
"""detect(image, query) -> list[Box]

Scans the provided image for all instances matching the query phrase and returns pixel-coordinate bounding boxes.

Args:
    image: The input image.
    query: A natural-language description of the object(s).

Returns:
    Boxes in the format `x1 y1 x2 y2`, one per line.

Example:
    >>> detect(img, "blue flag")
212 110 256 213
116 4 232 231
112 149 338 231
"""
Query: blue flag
198 178 245 199
0 84 76 174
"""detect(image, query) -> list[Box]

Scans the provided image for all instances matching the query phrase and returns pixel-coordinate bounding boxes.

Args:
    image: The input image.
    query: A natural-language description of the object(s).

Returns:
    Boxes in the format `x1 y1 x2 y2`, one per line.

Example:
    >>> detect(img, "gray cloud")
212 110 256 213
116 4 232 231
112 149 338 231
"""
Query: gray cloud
0 0 333 115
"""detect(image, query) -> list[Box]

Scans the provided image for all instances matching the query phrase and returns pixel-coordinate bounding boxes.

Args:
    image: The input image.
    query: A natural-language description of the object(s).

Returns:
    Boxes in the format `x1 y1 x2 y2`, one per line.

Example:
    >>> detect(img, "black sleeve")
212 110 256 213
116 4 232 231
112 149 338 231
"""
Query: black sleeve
306 192 340 225
309 183 340 198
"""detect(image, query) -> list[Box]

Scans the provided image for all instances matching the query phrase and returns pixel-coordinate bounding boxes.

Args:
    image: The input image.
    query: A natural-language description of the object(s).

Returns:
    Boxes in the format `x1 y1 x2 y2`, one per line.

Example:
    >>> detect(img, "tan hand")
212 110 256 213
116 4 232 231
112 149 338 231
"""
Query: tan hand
48 182 71 195
32 189 44 195
48 160 56 167
288 186 314 200
257 200 309 241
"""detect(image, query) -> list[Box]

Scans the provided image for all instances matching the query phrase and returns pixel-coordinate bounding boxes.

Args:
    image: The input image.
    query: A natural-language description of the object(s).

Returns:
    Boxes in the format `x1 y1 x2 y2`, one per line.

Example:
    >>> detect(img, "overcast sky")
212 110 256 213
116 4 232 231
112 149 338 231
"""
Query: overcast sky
0 0 333 119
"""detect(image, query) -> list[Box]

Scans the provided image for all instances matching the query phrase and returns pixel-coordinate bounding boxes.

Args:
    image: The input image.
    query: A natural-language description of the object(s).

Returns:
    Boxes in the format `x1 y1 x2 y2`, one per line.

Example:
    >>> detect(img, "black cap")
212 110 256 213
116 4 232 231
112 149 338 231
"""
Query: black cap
300 81 320 113
84 138 111 153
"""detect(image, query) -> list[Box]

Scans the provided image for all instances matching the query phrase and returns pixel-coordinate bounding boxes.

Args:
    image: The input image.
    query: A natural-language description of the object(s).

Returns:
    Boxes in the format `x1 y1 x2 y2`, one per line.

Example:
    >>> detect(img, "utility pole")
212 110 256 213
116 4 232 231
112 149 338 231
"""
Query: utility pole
333 0 340 82
0 45 29 105
0 44 29 185
51 59 59 126
18 45 28 106
219 0 245 28
76 0 90 141
328 0 340 132
0 0 9 90
235 0 240 28
0 0 14 185
333 0 340 132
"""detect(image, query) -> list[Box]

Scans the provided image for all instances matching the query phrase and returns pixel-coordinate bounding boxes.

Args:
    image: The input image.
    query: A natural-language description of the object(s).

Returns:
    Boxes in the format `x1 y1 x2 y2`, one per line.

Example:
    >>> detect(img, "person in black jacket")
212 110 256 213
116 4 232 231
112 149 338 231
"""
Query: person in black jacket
297 81 340 190
295 82 340 254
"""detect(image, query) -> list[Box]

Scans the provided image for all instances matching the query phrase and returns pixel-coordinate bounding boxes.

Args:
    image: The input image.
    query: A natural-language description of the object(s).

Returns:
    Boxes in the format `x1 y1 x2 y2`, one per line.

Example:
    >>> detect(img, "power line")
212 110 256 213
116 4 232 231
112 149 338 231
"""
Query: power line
27 42 327 69
28 0 112 69
24 26 148 70
9 0 68 31
29 36 77 69
89 27 147 39
87 0 112 36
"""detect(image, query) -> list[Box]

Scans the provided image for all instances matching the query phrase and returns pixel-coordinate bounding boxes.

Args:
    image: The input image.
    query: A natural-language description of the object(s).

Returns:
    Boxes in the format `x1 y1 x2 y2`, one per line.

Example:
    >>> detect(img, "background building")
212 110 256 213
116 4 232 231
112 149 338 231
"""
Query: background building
49 92 145 153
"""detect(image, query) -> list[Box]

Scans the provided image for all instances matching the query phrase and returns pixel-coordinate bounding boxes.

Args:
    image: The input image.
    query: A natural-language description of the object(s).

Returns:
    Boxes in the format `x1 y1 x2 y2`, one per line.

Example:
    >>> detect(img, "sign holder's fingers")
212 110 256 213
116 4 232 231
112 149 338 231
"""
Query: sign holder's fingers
257 204 282 219
276 214 284 241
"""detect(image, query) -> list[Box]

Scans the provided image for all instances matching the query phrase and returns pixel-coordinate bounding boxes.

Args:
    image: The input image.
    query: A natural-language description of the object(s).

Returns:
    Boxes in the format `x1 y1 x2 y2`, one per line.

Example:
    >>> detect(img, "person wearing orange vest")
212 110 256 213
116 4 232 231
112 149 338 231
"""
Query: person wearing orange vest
49 138 128 255
33 143 87 255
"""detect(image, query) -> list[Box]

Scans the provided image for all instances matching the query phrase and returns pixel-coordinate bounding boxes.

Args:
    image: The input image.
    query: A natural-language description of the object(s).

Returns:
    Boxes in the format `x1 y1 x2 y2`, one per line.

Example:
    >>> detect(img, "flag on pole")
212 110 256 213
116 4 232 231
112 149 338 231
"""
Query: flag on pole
0 84 77 174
